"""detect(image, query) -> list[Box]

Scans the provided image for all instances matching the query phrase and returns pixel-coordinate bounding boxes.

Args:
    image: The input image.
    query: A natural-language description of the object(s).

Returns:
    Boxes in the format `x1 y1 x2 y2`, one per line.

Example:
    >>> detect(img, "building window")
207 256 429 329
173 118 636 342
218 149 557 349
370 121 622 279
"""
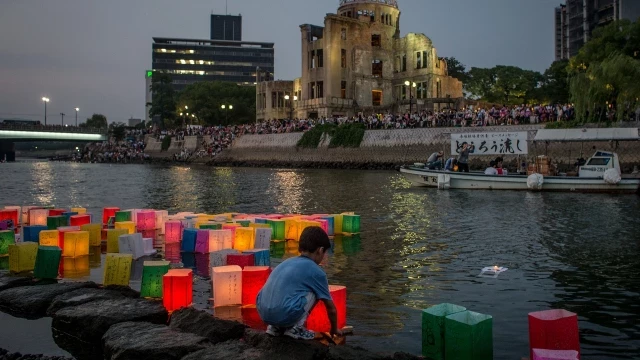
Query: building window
370 12 375 22
310 50 315 69
371 34 381 47
416 52 421 69
309 83 315 99
341 81 347 99
401 85 407 100
317 49 323 68
341 49 347 68
277 92 285 108
372 60 383 78
417 82 428 99
422 51 428 68
372 90 382 106
436 80 442 98
317 81 324 98
341 28 347 40
402 54 407 72
271 92 277 108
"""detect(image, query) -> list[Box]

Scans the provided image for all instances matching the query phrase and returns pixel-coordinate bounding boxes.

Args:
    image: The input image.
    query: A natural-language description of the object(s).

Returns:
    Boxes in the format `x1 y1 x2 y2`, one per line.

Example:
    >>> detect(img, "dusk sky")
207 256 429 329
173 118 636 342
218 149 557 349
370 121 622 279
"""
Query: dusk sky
0 0 558 123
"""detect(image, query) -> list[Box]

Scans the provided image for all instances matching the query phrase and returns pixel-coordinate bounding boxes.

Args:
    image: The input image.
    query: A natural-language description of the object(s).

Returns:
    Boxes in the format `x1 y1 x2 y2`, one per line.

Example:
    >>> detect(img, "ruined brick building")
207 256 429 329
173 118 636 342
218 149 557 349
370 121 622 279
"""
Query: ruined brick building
257 0 463 121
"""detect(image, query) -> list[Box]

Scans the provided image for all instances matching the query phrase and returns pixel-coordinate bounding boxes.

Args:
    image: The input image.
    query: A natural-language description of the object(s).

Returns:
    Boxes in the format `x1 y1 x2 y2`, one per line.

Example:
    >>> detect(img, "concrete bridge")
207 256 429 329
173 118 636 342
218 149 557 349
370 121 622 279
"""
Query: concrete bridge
0 125 108 161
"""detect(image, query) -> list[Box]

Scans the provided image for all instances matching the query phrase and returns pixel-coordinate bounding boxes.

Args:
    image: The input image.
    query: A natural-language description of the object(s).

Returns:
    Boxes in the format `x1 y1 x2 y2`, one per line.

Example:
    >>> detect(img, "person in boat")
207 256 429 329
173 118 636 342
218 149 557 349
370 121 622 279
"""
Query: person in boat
444 158 458 172
484 160 498 175
495 157 508 175
426 151 444 169
457 142 474 173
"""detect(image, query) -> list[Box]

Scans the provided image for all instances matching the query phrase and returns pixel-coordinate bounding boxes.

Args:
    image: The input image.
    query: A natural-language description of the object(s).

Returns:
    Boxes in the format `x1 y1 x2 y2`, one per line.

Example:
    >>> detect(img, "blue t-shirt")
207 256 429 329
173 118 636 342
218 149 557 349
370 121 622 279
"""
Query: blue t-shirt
256 256 332 327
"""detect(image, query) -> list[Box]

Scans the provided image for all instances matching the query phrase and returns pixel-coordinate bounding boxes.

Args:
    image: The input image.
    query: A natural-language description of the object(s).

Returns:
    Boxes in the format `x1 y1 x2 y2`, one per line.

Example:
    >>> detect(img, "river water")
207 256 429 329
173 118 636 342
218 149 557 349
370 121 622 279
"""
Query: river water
1 160 639 359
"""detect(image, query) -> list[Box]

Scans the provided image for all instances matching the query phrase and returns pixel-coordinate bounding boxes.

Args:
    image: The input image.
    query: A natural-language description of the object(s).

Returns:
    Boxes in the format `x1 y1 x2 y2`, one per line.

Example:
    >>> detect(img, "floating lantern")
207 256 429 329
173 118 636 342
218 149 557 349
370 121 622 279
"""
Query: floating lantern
254 218 267 224
0 230 16 255
34 246 62 279
181 216 198 229
242 266 270 305
199 223 222 230
48 209 66 217
102 207 120 224
444 310 493 360
62 231 90 258
71 207 86 215
528 309 580 359
194 229 210 254
297 221 321 241
140 260 171 298
249 223 270 230
81 224 102 247
155 210 168 233
103 253 133 286
210 249 239 267
47 216 68 230
244 249 270 267
222 223 241 245
283 219 299 240
8 242 38 273
306 285 347 332
62 256 90 278
235 220 251 227
106 228 128 253
39 230 59 247
124 209 141 224
21 206 38 225
165 221 183 244
56 226 80 251
181 252 195 269
333 214 344 235
115 211 132 222
181 229 198 252
227 253 254 269
23 225 47 243
163 269 193 312
61 212 78 224
29 209 48 226
532 349 579 360
137 211 156 231
118 233 146 259
212 265 242 307
140 229 156 241
0 208 20 227
342 215 360 234
254 228 272 249
69 214 91 227
143 238 156 256
114 221 135 234
422 303 467 359
321 216 335 236
208 229 233 252
234 227 255 251
315 219 329 235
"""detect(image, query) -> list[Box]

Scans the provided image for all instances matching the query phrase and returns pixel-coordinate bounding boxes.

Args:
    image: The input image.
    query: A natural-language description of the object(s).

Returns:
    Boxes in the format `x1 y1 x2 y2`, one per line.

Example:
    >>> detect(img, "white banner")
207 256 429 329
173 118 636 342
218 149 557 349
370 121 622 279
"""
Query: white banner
451 132 528 155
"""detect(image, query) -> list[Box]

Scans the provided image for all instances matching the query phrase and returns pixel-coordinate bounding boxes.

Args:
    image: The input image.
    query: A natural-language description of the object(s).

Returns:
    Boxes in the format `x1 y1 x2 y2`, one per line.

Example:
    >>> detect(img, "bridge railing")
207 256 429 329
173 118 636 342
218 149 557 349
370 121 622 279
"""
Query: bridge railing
0 124 108 134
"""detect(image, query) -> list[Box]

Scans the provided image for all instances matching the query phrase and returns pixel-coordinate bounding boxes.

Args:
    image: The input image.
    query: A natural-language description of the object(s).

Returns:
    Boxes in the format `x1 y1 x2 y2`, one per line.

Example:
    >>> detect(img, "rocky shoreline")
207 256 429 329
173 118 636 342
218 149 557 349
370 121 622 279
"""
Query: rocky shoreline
0 274 419 360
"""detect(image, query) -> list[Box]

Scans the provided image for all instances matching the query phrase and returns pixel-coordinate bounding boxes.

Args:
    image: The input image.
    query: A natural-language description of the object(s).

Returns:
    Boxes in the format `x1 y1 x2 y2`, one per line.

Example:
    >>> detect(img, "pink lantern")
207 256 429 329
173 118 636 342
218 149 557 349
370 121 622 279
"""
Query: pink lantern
194 229 210 254
165 221 182 244
315 219 329 234
137 211 156 231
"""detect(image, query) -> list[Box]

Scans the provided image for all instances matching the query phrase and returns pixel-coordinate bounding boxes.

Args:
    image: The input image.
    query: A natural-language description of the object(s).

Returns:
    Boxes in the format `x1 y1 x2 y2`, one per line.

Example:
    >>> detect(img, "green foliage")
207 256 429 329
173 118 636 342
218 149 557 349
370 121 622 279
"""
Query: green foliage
161 135 171 151
179 81 256 126
80 114 108 128
466 65 543 104
442 57 469 83
328 123 365 148
296 125 330 148
540 60 570 104
109 122 126 142
148 72 177 128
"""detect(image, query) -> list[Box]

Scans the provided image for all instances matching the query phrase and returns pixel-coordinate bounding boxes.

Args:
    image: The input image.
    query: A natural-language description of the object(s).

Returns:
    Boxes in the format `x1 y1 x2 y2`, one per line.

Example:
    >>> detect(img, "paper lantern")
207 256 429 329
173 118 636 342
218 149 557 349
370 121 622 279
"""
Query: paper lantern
306 285 347 332
242 306 267 330
81 224 102 247
254 228 272 250
143 238 156 256
34 246 62 279
114 221 135 235
140 260 171 298
47 216 68 230
106 228 128 253
422 303 467 359
249 223 270 230
208 229 233 252
227 253 254 269
242 266 270 305
212 265 242 307
270 240 285 258
140 229 156 241
155 210 168 233
283 219 299 240
199 223 222 230
118 233 146 259
0 230 16 255
321 216 335 236
297 221 321 241
163 269 193 312
8 242 38 273
314 219 330 235
115 211 132 222
444 310 493 360
62 256 90 278
0 208 19 227
102 207 120 224
244 249 270 267
0 221 9 231
181 252 195 269
30 209 49 226
48 209 66 217
254 218 267 224
165 221 183 244
234 227 255 251
181 229 198 252
333 214 344 235
62 231 90 258
235 220 251 227
21 206 38 225
342 215 360 234
529 309 580 359
103 253 133 286
137 211 156 231
39 230 60 247
532 349 579 360
61 212 78 224
181 216 197 229
69 215 91 227
23 225 48 243
210 249 239 268
71 207 86 215
194 229 210 254
342 234 362 256
222 223 241 244
57 226 81 251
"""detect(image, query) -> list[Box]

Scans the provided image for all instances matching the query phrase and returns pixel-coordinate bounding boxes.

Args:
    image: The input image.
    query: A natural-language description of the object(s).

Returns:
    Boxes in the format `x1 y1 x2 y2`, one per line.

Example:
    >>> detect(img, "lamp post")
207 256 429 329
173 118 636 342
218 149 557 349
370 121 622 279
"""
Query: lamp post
404 81 416 115
60 113 65 126
42 97 50 125
221 104 233 124
74 108 79 127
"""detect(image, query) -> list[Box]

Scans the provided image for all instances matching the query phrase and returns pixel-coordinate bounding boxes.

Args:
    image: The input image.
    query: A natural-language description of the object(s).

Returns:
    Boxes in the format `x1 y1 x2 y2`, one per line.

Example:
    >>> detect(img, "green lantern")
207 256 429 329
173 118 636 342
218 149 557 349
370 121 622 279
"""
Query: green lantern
342 215 360 234
200 223 222 230
422 303 467 359
342 234 362 256
115 211 132 222
444 310 493 360
47 216 68 230
0 230 16 256
236 220 250 227
267 220 285 240
34 246 62 279
140 260 171 298
270 240 285 258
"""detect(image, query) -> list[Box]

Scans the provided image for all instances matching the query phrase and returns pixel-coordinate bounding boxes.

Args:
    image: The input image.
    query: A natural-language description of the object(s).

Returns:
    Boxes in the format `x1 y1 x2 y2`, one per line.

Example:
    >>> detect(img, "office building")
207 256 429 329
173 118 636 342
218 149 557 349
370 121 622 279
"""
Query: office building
211 14 242 41
555 5 569 60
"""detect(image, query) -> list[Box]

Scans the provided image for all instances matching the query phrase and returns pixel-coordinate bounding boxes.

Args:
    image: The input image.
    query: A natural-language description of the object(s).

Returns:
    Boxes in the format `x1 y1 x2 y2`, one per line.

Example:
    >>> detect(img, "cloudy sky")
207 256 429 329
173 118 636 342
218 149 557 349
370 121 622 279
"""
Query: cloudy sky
0 0 558 123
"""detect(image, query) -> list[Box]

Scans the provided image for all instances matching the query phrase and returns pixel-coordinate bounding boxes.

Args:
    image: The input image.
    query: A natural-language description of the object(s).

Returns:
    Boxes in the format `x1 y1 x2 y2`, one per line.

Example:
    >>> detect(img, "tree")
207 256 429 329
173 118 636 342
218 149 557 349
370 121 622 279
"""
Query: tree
80 114 108 128
178 81 256 126
148 72 177 128
540 60 570 104
109 122 126 142
465 66 542 104
442 57 469 83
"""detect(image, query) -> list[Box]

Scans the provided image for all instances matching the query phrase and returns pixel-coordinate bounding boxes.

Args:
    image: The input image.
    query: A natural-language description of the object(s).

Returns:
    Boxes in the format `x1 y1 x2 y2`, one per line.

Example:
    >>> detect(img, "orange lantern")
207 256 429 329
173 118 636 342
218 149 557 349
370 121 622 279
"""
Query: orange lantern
241 266 270 305
222 223 241 246
283 218 300 240
102 207 120 224
306 285 347 332
211 265 242 307
297 221 321 241
163 269 193 312
69 215 91 227
233 227 255 251
62 231 90 258
62 256 90 278
39 230 60 247
70 207 87 215
164 221 182 244
57 226 81 252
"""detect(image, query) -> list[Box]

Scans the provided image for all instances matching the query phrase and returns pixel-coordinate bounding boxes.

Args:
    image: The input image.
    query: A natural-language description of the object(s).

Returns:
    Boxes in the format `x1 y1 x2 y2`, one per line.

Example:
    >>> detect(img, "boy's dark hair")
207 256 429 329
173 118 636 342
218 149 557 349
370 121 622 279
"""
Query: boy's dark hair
299 226 330 253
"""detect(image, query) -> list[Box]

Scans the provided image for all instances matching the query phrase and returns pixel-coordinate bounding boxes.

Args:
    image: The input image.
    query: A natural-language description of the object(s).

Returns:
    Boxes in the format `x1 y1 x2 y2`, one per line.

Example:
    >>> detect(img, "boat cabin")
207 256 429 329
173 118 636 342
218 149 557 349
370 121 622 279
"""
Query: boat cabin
579 151 620 178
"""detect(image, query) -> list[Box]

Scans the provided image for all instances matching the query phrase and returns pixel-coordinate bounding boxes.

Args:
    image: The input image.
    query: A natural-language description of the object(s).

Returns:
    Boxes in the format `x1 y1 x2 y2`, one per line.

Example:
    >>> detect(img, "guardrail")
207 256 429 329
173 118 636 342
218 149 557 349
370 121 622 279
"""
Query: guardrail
0 124 108 134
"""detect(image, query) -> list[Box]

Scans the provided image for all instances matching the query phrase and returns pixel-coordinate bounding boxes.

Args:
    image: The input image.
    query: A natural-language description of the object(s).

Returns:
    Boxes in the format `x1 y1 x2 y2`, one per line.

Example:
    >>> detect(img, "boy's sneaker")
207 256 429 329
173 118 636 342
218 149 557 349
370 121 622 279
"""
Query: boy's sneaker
266 325 284 337
283 326 315 340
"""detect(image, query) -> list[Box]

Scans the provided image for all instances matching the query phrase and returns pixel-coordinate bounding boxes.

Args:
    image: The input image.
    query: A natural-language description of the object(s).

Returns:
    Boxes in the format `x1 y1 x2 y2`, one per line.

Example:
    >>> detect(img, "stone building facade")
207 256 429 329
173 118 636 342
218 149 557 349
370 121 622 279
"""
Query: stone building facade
256 0 463 121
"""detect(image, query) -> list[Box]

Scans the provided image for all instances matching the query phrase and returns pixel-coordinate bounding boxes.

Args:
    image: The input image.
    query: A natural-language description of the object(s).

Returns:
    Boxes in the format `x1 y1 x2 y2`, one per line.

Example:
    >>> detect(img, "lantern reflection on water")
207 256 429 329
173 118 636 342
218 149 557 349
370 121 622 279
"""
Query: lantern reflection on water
227 253 254 269
241 266 270 306
212 265 242 307
531 349 579 360
8 242 38 273
140 260 171 298
62 256 90 278
163 269 193 312
34 246 62 279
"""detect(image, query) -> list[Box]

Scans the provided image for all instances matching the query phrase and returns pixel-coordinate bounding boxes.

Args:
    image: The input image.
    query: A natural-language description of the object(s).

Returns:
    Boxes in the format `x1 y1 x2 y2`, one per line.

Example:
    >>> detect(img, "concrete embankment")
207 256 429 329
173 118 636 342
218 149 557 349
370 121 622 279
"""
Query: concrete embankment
0 274 418 360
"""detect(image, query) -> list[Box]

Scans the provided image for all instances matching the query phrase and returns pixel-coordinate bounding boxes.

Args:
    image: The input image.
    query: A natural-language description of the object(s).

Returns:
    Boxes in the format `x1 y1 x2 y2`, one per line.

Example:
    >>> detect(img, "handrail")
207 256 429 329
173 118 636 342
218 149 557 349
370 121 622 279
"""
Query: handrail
0 124 108 134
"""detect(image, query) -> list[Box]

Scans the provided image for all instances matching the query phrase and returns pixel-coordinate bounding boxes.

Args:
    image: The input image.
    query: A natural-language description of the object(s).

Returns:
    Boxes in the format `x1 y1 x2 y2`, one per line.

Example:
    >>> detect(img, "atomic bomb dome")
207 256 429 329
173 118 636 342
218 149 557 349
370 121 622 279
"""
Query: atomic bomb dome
338 0 399 10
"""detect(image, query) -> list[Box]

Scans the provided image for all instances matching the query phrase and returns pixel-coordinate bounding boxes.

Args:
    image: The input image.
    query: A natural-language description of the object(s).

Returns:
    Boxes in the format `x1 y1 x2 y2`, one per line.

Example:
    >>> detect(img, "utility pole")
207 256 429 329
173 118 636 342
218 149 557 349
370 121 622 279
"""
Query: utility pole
60 113 65 126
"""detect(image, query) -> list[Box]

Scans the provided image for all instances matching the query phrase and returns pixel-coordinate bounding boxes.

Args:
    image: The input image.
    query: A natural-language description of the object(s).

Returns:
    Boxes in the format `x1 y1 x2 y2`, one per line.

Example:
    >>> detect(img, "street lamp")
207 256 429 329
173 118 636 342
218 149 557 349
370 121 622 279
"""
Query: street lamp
221 104 233 124
60 112 65 126
404 81 416 115
284 95 297 120
74 108 79 127
42 97 50 125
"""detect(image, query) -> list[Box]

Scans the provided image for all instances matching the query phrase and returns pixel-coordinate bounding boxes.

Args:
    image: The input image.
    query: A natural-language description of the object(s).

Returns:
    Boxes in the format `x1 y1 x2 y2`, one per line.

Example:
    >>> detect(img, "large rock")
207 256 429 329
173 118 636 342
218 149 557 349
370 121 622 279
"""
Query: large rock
0 275 36 292
47 287 134 316
326 346 389 360
0 347 73 360
243 329 328 360
180 341 271 360
169 307 246 344
103 322 210 360
0 282 96 319
52 297 168 343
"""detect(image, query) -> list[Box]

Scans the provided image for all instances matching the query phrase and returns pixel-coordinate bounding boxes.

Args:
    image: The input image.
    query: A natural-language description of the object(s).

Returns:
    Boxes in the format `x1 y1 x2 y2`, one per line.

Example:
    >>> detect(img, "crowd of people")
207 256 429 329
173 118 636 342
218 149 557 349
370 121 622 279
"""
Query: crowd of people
74 130 148 163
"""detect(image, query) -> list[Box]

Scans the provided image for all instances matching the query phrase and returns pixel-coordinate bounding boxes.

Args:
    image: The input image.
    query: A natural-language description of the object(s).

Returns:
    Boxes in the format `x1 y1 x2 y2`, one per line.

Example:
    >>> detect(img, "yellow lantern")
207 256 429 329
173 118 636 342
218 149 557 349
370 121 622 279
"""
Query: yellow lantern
234 227 255 251
333 214 344 235
212 265 242 307
71 207 87 215
103 253 133 286
39 230 60 247
81 224 102 247
114 221 135 234
62 231 90 258
107 229 128 253
249 223 270 230
282 218 300 240
62 256 90 278
297 221 321 241
8 242 38 273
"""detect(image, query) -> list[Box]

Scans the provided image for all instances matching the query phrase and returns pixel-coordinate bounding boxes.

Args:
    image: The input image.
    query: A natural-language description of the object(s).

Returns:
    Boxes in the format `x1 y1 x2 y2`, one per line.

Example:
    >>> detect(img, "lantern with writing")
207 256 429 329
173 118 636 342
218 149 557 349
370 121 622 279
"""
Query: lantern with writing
222 223 241 245
194 229 210 254
39 230 59 247
0 209 19 229
23 225 48 243
162 269 193 312
242 266 270 305
181 229 198 252
332 214 344 235
8 242 38 273
244 249 270 267
528 309 580 360
115 211 132 222
62 256 90 278
210 249 239 268
140 260 171 298
254 228 272 249
48 209 66 217
422 303 467 359
0 230 16 256
62 231 90 258
47 216 68 230
103 253 133 286
444 310 493 360
165 221 183 244
208 230 233 252
267 220 285 240
69 215 91 227
114 221 135 235
57 226 80 251
212 265 242 307
71 207 86 215
234 227 255 251
81 224 102 247
532 349 579 360
306 285 347 332
102 207 120 225
106 228 128 253
30 209 49 226
137 211 156 231
227 253 254 269
34 246 62 279
283 219 299 240
342 214 360 234
118 233 146 259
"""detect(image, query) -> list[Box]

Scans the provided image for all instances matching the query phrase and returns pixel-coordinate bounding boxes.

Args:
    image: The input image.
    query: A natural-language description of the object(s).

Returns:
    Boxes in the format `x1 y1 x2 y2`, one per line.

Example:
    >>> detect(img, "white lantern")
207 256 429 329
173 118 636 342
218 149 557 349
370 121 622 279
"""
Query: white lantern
143 237 156 256
212 265 242 307
155 210 168 233
210 249 239 268
118 233 146 259
30 209 49 226
254 228 272 249
21 206 38 225
208 229 233 252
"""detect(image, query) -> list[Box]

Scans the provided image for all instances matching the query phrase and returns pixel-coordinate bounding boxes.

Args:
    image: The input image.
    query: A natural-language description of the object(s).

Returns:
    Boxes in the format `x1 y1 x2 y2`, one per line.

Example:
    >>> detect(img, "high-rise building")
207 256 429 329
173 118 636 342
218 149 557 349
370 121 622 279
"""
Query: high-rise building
210 14 242 41
555 5 569 60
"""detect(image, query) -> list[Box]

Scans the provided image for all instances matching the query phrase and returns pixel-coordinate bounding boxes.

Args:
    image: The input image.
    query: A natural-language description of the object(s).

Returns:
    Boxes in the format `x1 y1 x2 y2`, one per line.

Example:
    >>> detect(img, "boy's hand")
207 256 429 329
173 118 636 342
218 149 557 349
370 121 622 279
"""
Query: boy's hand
330 328 343 337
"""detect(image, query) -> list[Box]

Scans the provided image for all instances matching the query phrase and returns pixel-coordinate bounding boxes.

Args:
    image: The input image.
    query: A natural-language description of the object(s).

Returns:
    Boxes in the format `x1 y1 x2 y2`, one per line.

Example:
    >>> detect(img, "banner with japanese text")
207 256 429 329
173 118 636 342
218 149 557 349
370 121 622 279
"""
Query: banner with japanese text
451 132 528 155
